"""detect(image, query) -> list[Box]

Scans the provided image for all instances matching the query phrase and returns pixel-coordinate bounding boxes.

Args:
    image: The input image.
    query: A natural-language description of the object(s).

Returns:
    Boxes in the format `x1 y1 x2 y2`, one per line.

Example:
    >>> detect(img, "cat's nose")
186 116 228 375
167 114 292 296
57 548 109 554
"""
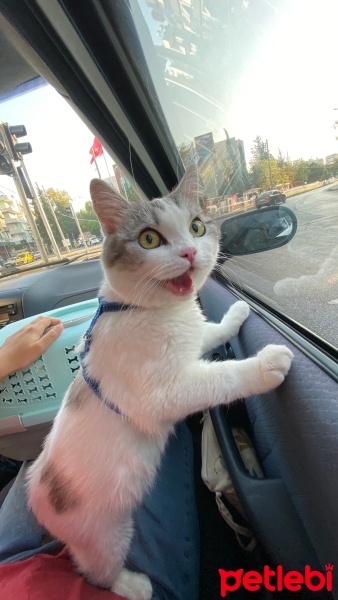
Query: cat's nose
180 247 197 265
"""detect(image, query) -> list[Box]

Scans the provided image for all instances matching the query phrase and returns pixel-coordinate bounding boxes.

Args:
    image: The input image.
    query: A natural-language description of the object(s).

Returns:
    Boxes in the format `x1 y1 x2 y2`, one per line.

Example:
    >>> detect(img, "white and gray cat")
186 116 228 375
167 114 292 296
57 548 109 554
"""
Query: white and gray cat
27 165 293 600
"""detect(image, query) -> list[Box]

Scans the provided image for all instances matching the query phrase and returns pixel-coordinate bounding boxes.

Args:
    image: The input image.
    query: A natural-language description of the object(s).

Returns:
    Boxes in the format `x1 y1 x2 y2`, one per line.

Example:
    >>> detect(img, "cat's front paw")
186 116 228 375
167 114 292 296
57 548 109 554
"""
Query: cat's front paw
223 301 250 338
112 568 152 600
256 344 294 391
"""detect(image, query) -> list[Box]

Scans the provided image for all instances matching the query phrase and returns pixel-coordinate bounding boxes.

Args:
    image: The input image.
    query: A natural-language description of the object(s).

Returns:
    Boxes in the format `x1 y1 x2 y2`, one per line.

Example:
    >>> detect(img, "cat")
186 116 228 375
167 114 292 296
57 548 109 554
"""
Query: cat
27 164 293 600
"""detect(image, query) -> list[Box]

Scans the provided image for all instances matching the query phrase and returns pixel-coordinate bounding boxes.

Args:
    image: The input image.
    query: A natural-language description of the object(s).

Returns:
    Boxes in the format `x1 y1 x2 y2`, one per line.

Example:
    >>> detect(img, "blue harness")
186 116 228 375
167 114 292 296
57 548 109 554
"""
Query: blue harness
80 297 136 416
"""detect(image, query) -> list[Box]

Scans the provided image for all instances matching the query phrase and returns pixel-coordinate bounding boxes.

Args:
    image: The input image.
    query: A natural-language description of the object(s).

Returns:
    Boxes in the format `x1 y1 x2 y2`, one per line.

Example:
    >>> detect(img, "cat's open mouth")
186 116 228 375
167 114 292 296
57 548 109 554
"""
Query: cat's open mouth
162 270 194 296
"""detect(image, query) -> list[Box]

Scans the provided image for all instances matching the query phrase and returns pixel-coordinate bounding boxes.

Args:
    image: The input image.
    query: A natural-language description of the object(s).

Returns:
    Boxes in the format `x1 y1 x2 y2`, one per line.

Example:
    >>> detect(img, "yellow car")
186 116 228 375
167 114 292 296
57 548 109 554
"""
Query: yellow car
15 252 34 266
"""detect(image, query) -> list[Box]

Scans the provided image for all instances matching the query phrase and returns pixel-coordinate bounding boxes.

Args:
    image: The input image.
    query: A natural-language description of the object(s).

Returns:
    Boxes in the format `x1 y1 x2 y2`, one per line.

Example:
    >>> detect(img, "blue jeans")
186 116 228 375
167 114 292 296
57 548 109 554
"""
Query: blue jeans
0 422 199 600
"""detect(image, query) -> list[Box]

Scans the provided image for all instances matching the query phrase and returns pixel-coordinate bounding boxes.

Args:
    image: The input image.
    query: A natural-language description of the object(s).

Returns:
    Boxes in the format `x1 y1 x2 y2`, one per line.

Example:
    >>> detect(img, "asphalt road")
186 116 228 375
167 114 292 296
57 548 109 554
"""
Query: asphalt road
219 184 338 348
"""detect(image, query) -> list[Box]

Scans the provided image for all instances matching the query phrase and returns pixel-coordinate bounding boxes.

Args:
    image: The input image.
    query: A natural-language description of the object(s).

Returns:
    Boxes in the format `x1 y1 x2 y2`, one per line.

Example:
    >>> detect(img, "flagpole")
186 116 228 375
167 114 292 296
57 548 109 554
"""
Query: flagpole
102 152 112 180
92 150 102 179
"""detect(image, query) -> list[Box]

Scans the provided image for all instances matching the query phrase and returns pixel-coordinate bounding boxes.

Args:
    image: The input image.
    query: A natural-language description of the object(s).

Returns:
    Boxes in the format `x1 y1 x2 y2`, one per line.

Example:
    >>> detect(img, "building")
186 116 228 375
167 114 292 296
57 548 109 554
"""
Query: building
326 153 338 165
179 130 250 199
0 193 34 259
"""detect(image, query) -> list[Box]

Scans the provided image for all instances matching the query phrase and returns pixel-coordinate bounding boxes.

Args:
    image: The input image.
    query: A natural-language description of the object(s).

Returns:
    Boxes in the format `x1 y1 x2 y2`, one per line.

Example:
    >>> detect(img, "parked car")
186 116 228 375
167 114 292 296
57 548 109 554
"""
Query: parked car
15 252 34 266
4 257 16 268
88 237 101 245
256 189 286 208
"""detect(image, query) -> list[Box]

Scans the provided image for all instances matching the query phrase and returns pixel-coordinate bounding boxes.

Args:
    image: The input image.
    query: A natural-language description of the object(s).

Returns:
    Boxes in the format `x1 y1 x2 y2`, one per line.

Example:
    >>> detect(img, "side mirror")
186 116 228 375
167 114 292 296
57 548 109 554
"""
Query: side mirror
219 206 297 257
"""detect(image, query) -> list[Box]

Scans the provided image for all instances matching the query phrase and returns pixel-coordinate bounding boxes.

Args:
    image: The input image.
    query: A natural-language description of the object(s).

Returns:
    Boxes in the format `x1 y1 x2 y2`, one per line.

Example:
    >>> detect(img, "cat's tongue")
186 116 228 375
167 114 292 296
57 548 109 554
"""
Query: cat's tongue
167 272 193 295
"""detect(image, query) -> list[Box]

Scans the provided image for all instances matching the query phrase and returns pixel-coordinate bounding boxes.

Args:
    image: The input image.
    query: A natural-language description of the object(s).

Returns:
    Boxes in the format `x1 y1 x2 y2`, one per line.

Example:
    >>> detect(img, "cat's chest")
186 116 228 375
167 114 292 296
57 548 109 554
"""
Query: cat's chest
91 304 205 365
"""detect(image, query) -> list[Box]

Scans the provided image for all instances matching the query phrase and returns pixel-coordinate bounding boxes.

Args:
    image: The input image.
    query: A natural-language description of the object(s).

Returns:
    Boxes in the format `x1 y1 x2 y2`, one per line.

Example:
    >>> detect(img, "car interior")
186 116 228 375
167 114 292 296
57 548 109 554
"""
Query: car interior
0 1 337 599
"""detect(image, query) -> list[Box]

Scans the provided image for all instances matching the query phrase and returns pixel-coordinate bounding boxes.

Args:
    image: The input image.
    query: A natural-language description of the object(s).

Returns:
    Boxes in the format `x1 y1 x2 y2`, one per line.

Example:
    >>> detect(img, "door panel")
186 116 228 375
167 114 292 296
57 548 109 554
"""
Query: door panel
199 277 338 592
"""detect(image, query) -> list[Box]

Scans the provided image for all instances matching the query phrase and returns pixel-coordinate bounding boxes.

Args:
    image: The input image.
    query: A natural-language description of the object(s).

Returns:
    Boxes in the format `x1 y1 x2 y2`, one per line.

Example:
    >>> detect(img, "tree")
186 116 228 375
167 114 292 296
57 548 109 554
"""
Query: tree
326 158 338 178
277 149 285 169
307 160 325 183
33 187 79 249
76 201 101 238
251 135 269 162
249 157 282 189
276 150 295 185
292 160 308 185
249 138 299 189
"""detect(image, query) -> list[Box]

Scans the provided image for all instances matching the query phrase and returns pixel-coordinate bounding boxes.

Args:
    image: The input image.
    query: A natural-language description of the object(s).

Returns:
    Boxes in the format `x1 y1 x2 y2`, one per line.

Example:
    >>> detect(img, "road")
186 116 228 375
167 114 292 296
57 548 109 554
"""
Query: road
219 184 338 348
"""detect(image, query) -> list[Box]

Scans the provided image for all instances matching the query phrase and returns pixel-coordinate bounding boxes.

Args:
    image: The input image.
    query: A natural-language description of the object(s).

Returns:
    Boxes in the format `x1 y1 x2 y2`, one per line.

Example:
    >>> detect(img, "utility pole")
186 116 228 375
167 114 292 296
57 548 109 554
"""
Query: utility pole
0 122 48 262
9 170 49 263
0 122 57 263
20 161 62 259
40 186 71 253
70 201 89 255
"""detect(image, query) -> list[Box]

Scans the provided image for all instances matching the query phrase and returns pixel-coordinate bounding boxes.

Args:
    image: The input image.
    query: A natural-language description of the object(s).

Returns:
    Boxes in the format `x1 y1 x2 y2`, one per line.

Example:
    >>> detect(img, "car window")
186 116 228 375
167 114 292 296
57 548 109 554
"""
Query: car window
130 0 338 350
0 82 140 279
1 0 337 351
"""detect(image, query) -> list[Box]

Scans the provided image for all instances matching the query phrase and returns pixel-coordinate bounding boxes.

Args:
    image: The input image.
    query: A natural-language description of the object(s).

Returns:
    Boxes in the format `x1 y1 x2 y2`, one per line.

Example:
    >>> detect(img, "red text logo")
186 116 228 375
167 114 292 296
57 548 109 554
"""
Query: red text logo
219 564 333 596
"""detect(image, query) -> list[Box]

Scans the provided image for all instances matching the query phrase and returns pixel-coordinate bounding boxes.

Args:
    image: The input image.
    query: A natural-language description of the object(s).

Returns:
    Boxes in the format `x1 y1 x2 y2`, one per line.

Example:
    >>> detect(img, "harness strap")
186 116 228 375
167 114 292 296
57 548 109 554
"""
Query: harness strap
79 297 136 417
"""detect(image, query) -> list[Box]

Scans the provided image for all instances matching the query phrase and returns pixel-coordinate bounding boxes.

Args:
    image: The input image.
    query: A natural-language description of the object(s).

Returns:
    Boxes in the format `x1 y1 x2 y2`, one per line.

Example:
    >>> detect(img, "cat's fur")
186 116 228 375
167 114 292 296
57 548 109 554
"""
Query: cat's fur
27 165 293 600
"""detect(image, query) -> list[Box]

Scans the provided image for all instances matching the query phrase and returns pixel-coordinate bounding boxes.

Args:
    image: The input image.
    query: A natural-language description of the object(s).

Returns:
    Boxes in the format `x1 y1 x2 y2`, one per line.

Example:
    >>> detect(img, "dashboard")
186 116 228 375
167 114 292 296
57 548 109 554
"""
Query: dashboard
0 259 103 328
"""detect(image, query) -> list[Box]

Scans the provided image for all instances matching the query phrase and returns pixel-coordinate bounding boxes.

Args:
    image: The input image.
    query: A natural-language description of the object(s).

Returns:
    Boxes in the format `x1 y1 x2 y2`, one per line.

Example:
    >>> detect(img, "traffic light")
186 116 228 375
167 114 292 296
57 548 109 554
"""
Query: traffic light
0 122 32 176
5 124 32 161
0 133 13 175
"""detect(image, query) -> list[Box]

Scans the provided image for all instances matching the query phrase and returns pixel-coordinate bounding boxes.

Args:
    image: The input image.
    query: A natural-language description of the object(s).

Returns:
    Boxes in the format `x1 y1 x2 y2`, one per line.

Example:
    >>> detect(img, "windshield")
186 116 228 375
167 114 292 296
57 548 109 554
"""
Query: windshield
130 0 338 349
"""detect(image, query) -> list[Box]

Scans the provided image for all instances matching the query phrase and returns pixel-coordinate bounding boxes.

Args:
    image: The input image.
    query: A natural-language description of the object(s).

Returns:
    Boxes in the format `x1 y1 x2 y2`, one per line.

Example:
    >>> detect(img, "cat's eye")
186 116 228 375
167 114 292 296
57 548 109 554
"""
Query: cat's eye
139 229 162 249
190 219 205 238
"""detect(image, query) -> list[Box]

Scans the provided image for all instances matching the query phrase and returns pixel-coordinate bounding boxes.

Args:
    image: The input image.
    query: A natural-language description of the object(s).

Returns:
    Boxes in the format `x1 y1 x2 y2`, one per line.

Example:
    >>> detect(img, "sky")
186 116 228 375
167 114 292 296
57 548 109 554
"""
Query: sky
0 86 112 211
0 0 337 208
228 0 338 161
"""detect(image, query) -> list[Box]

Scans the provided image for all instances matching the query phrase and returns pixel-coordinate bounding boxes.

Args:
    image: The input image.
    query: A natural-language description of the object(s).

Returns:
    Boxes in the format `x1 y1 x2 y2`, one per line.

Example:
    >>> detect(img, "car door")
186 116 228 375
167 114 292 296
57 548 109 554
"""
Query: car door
0 1 337 598
271 190 280 204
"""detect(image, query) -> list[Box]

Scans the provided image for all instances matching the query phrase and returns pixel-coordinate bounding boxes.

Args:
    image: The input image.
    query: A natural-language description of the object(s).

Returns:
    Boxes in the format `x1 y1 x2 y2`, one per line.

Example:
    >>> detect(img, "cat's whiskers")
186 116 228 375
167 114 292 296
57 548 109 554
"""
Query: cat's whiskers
124 264 170 307
218 250 263 268
213 258 244 291
215 265 245 292
113 265 170 331
137 278 164 308
131 266 170 307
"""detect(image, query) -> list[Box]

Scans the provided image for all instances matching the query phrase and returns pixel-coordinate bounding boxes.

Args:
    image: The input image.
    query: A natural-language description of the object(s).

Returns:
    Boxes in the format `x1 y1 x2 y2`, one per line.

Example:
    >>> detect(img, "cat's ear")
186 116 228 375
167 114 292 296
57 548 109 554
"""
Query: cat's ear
90 179 128 234
169 163 205 206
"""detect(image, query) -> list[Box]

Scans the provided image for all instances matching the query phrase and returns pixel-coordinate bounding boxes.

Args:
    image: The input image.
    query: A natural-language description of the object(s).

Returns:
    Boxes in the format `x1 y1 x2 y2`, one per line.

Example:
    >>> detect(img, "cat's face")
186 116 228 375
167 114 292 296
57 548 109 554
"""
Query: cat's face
90 165 219 307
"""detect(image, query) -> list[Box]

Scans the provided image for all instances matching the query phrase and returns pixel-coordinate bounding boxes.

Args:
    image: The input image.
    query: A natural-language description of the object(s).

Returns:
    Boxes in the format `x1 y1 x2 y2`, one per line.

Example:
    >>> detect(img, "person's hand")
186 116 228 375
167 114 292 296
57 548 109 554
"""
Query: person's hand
0 316 64 381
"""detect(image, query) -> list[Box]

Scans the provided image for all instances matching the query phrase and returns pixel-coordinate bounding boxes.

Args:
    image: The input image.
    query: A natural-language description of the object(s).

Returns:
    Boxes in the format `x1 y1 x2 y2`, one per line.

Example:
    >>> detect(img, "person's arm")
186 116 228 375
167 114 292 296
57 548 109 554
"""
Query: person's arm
0 316 64 382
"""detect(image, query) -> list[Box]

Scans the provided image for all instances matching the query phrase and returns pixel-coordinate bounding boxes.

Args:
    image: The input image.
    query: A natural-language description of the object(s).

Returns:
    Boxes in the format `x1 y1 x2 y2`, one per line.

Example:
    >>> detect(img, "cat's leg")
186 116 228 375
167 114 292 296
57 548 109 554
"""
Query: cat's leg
150 344 294 423
112 568 153 600
69 516 152 600
200 300 250 354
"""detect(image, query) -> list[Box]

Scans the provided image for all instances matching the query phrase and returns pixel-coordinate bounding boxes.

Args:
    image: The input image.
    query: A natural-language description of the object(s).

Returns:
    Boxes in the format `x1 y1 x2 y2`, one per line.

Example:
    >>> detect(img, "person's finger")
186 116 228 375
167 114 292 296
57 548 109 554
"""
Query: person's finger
48 317 62 327
26 316 62 337
36 323 64 353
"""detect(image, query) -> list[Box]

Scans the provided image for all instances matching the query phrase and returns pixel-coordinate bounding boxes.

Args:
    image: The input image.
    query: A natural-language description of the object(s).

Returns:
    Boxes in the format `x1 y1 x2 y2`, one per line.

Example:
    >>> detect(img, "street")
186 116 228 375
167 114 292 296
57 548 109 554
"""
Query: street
219 184 338 348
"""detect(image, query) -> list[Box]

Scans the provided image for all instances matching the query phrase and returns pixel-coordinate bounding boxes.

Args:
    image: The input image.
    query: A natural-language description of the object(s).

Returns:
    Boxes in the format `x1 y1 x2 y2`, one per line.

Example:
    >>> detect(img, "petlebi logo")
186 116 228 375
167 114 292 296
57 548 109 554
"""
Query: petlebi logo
219 564 334 596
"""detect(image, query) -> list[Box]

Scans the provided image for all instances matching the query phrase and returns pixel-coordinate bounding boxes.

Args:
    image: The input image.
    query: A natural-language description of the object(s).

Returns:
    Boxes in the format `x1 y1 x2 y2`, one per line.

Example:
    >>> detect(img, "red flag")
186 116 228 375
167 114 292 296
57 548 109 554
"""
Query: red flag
89 137 103 164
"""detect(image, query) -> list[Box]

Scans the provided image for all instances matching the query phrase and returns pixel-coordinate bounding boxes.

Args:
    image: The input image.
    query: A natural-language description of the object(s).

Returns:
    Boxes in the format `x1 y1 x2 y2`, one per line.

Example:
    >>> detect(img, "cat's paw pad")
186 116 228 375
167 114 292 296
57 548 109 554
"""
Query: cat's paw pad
257 344 294 389
112 568 152 600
